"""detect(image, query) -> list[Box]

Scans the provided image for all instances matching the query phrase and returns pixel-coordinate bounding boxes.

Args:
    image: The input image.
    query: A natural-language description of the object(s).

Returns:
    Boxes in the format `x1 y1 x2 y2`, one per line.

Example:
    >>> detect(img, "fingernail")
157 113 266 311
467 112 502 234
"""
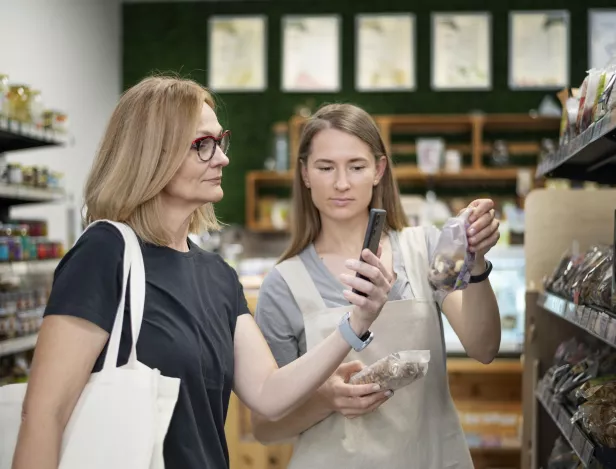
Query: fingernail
385 390 393 397
372 384 381 392
468 228 475 235
345 259 359 269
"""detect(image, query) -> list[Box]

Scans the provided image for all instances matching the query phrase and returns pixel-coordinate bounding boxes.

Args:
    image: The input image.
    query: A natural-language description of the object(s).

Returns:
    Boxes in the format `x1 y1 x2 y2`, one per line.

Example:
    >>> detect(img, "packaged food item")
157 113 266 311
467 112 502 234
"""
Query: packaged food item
578 380 616 405
576 74 589 134
547 436 580 469
580 69 602 131
571 402 616 448
595 68 616 123
349 350 430 391
427 209 476 303
575 246 612 305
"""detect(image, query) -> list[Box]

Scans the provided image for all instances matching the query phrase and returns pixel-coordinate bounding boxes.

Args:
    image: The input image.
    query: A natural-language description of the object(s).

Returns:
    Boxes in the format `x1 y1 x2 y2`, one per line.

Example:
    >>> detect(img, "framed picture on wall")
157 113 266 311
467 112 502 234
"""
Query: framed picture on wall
355 13 416 91
282 15 341 92
589 9 616 70
208 15 267 92
509 11 570 90
431 12 492 90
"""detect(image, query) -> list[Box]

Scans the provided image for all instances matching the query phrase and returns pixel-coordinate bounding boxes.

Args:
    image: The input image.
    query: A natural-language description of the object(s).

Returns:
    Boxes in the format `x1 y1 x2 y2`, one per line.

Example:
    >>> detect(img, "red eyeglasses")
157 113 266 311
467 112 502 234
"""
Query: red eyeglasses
191 130 231 162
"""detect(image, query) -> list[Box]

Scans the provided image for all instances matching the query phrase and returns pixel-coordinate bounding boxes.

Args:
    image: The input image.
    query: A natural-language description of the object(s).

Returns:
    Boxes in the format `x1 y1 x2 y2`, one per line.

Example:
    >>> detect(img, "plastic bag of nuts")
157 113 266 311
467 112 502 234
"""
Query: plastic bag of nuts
348 350 430 391
428 209 476 303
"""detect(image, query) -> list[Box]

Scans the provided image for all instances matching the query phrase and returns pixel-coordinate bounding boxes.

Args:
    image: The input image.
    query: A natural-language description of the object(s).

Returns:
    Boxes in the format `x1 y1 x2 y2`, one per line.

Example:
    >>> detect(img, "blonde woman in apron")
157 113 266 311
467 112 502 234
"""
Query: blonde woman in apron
252 103 502 469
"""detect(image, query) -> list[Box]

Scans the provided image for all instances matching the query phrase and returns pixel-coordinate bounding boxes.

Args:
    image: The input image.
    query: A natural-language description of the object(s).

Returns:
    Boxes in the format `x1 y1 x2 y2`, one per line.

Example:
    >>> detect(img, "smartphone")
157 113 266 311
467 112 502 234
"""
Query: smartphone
352 208 387 297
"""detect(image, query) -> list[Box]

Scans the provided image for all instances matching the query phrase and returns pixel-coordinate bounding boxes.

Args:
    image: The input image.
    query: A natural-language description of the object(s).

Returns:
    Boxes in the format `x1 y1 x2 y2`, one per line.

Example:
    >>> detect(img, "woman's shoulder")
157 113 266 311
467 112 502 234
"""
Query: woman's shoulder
394 225 440 261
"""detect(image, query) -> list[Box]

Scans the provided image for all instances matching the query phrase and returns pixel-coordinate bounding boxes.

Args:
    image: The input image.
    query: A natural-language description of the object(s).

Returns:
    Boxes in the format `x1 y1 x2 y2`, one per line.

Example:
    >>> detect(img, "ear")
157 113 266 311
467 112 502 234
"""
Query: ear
374 155 387 186
300 159 311 189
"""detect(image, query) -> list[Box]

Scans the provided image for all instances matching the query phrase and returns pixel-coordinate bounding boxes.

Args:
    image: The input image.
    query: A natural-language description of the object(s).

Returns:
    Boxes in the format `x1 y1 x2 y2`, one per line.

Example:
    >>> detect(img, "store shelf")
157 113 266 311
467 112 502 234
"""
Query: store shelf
0 333 38 358
538 292 616 348
536 382 616 468
0 183 64 205
536 109 616 184
0 259 60 276
0 117 69 152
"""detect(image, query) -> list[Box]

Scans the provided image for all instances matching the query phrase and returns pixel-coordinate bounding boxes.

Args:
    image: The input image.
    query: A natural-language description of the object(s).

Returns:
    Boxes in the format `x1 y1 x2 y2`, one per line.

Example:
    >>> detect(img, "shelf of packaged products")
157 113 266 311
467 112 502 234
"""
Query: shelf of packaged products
0 117 69 152
246 167 528 232
248 167 527 186
0 259 60 276
538 292 616 349
0 183 64 205
536 109 616 184
535 382 613 468
0 333 38 358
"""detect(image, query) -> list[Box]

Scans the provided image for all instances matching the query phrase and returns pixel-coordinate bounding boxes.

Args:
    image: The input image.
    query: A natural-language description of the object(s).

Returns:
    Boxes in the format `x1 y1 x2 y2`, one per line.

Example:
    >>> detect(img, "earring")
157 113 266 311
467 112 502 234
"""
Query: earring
374 180 378 185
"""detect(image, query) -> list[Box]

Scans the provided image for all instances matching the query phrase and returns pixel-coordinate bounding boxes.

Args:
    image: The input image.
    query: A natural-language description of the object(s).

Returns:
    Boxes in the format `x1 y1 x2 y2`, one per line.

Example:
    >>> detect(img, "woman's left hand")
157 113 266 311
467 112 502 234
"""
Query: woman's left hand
465 199 500 258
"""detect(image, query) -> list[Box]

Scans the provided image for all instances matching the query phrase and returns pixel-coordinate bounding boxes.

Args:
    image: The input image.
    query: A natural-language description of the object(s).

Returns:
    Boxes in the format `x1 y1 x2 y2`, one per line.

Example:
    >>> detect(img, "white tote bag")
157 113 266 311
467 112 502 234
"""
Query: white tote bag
0 221 181 469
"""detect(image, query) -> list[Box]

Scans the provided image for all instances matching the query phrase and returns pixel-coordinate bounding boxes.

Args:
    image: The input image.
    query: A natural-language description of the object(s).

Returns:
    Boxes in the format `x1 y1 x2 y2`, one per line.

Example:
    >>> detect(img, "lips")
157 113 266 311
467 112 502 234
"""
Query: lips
331 198 353 206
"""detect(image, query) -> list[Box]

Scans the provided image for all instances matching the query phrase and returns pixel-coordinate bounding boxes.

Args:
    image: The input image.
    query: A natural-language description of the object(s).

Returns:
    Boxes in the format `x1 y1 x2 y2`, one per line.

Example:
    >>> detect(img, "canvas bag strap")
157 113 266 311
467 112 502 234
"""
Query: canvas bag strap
82 220 146 370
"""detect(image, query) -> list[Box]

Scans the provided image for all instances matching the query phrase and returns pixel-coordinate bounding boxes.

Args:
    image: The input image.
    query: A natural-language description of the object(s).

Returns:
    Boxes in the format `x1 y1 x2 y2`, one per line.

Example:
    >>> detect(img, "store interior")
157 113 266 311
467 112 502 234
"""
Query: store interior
2 1 616 468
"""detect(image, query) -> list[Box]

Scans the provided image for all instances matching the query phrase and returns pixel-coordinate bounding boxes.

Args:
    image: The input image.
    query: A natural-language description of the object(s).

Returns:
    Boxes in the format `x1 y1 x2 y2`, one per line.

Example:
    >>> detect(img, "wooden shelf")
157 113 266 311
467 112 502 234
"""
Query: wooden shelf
246 166 528 231
447 358 522 374
522 189 616 469
536 109 616 184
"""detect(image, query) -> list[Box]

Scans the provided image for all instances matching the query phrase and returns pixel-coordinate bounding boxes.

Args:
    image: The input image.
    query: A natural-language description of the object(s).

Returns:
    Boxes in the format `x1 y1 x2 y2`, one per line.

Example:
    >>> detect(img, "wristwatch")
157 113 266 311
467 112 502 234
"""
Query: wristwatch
469 259 493 284
338 312 374 352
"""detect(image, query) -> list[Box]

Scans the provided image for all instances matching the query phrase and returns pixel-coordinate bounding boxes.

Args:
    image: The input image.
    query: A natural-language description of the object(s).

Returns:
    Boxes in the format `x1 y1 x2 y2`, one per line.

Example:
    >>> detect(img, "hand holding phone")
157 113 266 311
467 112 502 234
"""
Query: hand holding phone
352 208 387 297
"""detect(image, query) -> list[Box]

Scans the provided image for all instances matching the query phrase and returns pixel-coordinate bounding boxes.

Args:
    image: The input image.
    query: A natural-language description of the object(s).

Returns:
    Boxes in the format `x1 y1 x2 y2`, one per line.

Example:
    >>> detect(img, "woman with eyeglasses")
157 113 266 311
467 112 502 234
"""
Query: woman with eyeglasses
9 77 391 469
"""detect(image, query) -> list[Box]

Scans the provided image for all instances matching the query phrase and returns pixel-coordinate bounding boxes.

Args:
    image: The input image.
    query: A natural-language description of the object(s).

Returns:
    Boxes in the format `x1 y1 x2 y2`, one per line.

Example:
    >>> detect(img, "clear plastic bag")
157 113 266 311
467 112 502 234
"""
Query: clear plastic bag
348 350 430 391
428 209 476 303
571 402 616 448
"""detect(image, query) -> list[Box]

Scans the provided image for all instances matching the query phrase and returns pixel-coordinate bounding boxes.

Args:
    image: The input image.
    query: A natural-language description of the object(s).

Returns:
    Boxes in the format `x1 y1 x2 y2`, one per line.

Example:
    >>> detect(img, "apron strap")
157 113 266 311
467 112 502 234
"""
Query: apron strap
398 227 433 300
275 256 326 317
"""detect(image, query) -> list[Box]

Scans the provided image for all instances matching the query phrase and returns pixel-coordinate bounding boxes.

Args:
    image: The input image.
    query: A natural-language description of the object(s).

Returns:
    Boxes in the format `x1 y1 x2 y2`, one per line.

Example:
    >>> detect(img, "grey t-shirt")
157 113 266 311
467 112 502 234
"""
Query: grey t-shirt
254 226 442 368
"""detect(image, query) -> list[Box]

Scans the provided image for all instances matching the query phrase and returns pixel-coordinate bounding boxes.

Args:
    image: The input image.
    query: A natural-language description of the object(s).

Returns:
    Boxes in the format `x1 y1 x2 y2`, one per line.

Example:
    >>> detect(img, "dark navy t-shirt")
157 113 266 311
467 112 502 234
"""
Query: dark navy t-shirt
44 222 250 469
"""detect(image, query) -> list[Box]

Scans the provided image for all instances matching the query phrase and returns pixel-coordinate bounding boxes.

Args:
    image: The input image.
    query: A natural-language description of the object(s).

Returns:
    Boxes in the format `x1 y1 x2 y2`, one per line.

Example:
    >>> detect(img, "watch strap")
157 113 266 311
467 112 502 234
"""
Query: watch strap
338 312 373 352
469 260 493 284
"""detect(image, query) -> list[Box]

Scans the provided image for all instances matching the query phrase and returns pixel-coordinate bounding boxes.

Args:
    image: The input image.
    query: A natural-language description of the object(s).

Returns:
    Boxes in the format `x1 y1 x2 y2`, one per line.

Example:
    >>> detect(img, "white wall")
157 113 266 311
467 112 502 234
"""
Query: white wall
0 0 121 246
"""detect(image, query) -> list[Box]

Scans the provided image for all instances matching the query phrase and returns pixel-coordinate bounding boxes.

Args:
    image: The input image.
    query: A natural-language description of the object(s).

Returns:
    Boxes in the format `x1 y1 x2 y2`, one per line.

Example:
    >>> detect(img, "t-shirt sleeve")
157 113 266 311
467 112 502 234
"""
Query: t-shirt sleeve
44 222 124 333
254 269 302 368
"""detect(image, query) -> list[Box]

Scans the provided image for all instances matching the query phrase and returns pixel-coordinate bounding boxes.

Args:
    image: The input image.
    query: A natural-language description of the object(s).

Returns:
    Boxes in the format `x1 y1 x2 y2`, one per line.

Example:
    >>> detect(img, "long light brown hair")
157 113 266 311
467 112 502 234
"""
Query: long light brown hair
280 103 407 262
84 76 220 245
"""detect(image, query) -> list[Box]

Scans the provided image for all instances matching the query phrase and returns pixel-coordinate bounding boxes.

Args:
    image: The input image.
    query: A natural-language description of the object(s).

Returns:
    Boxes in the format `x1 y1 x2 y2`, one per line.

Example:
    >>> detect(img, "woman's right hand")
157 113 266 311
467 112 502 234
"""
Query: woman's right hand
339 245 393 334
318 361 392 419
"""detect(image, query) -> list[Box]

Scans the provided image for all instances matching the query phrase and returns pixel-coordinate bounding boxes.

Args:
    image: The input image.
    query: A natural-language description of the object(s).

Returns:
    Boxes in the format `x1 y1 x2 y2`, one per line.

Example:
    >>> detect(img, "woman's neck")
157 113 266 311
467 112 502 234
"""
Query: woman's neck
315 212 370 258
159 199 193 252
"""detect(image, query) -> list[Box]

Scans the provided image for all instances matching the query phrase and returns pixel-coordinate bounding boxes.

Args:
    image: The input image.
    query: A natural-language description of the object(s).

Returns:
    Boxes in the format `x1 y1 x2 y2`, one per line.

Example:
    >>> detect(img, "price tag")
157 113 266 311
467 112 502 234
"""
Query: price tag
544 294 566 316
9 120 19 133
595 312 609 337
587 308 598 330
607 317 616 345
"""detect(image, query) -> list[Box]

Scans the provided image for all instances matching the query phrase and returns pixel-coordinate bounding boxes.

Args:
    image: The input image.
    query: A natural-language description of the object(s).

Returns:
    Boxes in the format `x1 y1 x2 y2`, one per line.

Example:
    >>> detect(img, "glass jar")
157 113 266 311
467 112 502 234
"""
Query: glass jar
7 84 31 123
27 89 44 128
0 74 8 118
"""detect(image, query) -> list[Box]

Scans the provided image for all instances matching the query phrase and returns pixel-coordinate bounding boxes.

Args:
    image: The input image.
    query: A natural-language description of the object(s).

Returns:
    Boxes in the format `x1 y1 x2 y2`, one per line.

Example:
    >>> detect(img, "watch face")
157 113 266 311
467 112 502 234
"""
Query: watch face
359 331 372 341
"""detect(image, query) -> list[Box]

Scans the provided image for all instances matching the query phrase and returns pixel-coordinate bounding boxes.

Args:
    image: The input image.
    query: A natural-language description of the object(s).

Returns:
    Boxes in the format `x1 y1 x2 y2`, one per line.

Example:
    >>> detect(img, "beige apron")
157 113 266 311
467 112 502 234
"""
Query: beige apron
275 227 474 469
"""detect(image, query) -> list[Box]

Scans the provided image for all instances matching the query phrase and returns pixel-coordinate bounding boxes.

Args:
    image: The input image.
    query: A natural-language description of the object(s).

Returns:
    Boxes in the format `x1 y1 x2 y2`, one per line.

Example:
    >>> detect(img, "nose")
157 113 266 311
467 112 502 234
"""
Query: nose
334 171 350 192
210 145 229 168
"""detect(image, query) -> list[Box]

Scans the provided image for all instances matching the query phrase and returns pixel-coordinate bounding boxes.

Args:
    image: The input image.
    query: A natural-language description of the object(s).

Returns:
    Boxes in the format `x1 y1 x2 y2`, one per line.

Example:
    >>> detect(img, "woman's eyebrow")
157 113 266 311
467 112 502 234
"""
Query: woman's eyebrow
196 128 223 137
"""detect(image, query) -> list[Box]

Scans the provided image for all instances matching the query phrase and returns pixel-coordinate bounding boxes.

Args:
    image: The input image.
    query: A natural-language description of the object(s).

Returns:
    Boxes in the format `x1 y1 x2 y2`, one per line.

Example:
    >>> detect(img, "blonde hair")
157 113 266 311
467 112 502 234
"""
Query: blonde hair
84 75 221 245
280 103 408 262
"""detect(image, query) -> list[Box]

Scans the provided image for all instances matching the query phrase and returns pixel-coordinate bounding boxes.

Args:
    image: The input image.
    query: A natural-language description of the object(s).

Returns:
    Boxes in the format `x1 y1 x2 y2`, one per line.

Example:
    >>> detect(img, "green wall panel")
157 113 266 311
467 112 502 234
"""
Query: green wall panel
123 1 613 225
